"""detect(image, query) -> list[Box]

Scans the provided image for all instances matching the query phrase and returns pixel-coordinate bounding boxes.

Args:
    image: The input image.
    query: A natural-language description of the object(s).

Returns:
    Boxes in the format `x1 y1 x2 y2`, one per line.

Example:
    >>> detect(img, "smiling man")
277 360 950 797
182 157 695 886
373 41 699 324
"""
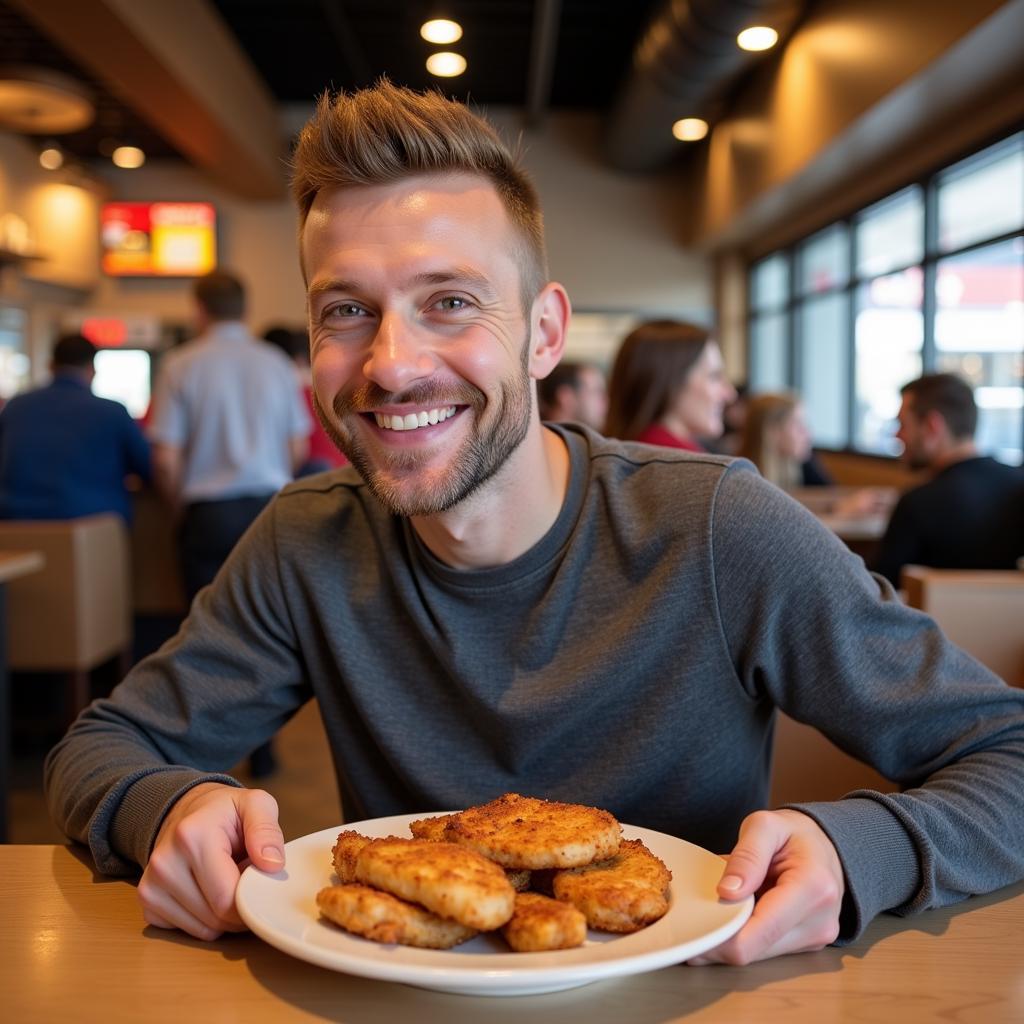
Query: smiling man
45 83 1024 965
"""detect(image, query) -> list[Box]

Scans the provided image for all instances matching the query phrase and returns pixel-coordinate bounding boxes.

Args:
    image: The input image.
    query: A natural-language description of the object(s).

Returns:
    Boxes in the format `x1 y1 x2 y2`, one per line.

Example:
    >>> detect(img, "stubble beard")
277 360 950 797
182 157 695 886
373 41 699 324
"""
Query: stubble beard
312 344 533 517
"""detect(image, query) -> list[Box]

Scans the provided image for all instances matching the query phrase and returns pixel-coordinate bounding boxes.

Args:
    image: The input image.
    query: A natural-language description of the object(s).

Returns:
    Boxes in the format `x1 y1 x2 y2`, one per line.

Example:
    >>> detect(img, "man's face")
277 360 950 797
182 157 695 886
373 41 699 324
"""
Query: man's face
895 395 935 470
302 173 537 517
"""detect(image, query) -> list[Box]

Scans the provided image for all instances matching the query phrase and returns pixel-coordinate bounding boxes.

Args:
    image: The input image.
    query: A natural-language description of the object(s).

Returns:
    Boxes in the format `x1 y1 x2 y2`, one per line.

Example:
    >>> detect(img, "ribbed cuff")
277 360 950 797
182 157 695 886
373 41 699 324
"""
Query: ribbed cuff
785 794 921 942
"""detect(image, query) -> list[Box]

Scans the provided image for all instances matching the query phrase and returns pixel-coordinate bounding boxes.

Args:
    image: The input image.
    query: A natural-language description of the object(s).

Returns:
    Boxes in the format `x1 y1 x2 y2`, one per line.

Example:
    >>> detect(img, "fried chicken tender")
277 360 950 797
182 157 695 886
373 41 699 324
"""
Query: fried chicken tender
501 892 587 952
409 813 458 842
331 830 373 882
316 884 477 949
445 793 621 869
552 838 672 933
355 837 516 930
408 813 532 889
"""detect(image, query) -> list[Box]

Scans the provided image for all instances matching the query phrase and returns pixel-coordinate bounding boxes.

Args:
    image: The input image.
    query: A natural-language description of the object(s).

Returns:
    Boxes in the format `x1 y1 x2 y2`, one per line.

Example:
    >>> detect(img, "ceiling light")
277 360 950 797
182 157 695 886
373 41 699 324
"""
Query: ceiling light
737 26 779 51
39 146 63 170
672 118 709 142
112 145 145 169
0 65 95 134
426 52 467 78
421 19 462 44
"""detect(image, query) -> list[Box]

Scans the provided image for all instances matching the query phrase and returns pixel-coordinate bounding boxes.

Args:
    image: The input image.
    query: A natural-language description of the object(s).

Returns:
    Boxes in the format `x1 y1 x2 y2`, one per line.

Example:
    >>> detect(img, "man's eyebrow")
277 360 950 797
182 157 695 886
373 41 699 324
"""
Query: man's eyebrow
307 268 498 302
307 278 359 302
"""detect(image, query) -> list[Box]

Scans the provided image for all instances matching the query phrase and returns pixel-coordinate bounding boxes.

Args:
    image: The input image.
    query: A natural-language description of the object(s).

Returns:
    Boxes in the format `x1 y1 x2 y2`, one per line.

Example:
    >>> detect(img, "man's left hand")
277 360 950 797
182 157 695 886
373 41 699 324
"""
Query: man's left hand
688 808 844 965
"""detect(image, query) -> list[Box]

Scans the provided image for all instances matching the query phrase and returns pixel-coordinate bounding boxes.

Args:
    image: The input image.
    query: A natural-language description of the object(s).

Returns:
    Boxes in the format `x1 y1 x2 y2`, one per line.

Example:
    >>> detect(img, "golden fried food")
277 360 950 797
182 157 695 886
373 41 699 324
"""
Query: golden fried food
331 830 372 882
355 837 516 930
552 838 672 933
500 892 587 952
409 813 459 842
445 792 621 869
316 884 477 949
506 868 532 891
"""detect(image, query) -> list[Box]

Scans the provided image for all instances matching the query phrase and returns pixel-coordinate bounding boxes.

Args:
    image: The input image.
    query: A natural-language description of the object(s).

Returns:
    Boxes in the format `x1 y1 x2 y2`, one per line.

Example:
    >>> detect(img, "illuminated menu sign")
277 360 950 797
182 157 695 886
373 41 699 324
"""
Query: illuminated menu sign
101 201 216 277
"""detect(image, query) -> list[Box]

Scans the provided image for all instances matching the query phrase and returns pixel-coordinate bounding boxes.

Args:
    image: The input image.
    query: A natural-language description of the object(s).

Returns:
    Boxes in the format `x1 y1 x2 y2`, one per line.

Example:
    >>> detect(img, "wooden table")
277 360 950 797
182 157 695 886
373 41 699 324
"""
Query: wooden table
5 845 1023 1023
0 548 45 842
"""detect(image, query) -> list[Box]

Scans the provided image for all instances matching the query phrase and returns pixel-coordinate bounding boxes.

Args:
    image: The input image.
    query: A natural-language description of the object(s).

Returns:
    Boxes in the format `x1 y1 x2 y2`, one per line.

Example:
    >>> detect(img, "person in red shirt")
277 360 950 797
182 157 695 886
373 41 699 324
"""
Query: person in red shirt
605 320 736 452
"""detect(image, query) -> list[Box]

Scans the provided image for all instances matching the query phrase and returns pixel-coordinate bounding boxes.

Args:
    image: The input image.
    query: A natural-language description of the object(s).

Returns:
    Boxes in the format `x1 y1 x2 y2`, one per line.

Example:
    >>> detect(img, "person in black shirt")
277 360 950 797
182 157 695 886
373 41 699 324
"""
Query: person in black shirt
873 373 1024 585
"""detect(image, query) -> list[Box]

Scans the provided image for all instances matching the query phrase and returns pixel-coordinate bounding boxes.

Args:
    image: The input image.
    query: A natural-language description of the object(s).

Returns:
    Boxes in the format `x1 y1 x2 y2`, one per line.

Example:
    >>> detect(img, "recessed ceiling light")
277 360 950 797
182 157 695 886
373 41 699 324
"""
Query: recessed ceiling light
39 146 64 170
112 145 145 169
421 19 462 45
672 118 709 142
426 52 467 78
737 26 779 51
0 66 95 134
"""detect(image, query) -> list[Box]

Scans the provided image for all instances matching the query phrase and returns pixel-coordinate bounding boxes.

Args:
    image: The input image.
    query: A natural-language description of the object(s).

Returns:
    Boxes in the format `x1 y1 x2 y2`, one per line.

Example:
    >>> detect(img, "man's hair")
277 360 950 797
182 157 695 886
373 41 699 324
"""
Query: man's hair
538 361 587 418
52 332 96 370
901 373 977 440
194 270 246 321
290 80 548 309
605 320 711 440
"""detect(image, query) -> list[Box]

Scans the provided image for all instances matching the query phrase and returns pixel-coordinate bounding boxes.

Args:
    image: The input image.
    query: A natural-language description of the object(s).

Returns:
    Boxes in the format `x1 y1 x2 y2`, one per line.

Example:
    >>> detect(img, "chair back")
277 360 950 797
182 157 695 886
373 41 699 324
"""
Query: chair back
901 566 1024 686
0 514 131 671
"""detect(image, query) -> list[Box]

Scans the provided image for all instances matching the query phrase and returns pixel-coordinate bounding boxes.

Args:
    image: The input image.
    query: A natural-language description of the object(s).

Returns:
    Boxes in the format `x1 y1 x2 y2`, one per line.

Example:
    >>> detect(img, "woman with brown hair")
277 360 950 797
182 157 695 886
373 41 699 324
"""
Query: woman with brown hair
605 320 736 451
738 392 816 489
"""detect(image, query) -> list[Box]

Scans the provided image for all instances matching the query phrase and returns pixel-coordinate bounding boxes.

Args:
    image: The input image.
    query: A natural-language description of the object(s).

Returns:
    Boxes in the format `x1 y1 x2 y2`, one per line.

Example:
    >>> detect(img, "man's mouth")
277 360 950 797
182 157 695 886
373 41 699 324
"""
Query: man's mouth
372 405 458 432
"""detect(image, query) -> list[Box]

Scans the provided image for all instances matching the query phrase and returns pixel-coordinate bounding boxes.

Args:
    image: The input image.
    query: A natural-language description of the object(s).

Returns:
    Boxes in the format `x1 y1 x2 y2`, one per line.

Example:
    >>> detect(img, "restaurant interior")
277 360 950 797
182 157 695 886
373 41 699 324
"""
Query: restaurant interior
1 0 1024 1016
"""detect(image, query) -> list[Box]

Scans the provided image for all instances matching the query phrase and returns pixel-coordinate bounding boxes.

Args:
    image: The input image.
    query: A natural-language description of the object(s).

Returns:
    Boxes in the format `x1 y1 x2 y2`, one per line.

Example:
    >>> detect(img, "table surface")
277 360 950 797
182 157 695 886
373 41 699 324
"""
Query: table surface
5 845 1023 1023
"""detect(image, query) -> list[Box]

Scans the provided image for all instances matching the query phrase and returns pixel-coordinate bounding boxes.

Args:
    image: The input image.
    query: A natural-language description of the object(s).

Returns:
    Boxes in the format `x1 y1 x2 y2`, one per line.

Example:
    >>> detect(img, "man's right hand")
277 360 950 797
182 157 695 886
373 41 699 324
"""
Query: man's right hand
137 782 285 941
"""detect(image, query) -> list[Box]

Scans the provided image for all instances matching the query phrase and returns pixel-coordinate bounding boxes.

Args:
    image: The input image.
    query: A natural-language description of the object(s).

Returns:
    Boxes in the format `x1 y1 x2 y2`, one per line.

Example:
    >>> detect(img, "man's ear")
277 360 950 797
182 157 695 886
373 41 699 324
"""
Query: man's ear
924 408 951 443
528 282 571 381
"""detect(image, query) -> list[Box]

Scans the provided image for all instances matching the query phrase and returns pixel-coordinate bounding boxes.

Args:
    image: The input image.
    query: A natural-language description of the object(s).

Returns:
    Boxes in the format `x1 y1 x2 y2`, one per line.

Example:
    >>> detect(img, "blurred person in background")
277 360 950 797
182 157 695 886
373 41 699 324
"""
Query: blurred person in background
537 360 608 430
605 319 736 451
0 332 150 523
738 393 833 488
263 324 348 475
873 372 1024 586
148 271 310 778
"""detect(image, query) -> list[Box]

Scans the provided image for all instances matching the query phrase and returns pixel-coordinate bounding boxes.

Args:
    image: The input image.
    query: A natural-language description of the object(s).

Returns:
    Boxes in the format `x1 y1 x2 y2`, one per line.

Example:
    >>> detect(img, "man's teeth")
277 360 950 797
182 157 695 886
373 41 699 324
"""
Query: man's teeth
373 406 457 431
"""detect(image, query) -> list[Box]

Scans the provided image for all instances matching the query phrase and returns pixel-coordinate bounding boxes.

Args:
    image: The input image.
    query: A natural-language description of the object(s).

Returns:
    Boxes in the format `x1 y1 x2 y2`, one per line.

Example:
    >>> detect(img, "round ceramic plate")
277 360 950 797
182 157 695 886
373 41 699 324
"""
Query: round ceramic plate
236 813 753 996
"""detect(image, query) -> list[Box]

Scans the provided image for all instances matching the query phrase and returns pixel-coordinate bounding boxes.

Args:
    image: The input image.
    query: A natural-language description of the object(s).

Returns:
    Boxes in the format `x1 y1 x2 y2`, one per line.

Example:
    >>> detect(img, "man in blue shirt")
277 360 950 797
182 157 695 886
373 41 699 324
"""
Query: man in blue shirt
0 333 151 523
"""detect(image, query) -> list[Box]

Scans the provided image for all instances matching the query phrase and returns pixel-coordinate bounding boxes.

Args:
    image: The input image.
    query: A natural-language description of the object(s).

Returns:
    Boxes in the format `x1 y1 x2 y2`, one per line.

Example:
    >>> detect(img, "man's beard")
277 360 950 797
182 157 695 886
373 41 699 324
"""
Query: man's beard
312 345 533 517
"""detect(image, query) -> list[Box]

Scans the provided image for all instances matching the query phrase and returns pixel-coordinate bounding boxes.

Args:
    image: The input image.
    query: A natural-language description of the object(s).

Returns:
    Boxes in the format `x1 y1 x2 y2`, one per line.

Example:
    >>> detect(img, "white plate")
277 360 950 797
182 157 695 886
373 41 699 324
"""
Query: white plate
236 813 753 996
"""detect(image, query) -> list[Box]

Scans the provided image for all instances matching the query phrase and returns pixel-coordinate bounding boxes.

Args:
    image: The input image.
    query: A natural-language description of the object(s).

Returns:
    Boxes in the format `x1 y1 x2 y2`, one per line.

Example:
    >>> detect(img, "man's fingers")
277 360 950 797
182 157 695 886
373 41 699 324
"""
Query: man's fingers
717 811 783 899
240 789 286 872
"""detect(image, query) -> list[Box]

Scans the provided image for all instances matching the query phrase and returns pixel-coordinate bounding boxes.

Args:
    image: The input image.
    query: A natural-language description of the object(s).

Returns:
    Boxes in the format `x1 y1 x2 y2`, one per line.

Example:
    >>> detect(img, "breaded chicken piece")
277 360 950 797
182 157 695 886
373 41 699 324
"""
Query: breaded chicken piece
409 813 530 889
355 837 516 930
316 884 477 949
552 838 672 933
445 793 621 869
331 830 373 882
409 813 459 842
501 892 587 952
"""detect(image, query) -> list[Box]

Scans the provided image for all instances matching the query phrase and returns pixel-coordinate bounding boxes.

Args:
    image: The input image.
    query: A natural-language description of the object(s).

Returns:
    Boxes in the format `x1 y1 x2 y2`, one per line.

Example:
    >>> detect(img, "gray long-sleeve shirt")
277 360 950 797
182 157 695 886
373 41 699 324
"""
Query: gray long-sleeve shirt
44 425 1024 940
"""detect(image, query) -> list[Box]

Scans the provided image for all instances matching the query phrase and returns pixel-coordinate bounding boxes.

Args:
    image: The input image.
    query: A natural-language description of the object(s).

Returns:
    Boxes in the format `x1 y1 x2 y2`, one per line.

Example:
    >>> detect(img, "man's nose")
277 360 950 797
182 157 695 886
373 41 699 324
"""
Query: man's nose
362 313 435 393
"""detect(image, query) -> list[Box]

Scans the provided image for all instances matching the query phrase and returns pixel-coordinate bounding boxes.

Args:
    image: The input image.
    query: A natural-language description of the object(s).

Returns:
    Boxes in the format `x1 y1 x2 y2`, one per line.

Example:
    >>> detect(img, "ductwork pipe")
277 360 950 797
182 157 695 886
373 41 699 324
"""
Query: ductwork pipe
605 0 804 172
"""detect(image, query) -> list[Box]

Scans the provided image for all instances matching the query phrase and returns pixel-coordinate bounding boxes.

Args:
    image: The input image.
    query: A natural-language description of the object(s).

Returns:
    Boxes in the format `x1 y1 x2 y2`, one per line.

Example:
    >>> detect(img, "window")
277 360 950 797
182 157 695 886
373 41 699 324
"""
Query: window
747 130 1024 464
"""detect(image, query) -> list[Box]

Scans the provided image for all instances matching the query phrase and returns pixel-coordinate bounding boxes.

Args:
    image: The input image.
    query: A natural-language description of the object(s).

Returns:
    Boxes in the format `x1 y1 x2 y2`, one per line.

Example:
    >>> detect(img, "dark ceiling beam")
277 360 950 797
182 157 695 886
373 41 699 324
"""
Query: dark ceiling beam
318 0 372 87
525 0 562 127
7 0 287 199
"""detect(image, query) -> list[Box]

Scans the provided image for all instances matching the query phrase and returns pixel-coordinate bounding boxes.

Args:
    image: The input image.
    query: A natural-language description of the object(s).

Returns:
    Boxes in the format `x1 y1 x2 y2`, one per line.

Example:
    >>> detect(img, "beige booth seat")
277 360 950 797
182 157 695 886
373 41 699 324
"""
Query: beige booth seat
901 565 1024 687
0 514 131 716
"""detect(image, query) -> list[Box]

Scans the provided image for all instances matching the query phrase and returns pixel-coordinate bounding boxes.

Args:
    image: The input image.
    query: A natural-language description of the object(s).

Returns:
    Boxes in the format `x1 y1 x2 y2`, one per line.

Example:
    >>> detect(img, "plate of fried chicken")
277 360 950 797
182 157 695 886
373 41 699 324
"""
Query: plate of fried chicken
236 793 754 995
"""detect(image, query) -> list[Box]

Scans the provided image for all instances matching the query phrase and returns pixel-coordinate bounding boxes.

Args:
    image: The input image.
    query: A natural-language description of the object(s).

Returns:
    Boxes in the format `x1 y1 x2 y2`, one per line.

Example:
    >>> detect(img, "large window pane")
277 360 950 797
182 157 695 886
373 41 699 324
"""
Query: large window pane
749 312 788 391
855 187 924 278
0 305 30 399
935 237 1024 464
937 134 1024 254
797 224 849 296
750 253 789 311
797 294 848 448
854 268 924 453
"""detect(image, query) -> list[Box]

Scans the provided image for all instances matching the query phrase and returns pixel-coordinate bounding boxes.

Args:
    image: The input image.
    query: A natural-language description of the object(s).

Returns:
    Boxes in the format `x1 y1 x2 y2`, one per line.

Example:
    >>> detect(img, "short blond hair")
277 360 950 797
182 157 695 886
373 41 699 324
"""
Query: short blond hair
290 81 548 309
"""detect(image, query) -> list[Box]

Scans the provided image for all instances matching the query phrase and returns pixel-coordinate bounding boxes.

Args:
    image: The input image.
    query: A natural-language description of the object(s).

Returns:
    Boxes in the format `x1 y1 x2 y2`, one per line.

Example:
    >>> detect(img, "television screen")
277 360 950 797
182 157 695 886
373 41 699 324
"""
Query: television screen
101 201 216 277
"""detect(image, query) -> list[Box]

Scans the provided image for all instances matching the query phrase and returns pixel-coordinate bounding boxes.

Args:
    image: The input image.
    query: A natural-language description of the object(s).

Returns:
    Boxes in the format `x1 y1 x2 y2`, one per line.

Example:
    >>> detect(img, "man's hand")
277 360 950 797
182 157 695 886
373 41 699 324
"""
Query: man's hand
688 809 844 965
137 782 285 941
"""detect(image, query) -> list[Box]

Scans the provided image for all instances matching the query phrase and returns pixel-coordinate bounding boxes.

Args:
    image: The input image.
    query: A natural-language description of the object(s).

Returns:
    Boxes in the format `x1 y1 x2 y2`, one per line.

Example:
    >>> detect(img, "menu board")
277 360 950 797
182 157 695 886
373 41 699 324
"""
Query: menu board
101 201 216 276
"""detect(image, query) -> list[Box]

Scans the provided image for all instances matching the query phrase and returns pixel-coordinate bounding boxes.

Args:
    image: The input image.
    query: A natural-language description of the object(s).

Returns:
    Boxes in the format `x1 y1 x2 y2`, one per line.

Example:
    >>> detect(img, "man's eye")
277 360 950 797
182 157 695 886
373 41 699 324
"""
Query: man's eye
324 303 366 319
436 296 470 312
